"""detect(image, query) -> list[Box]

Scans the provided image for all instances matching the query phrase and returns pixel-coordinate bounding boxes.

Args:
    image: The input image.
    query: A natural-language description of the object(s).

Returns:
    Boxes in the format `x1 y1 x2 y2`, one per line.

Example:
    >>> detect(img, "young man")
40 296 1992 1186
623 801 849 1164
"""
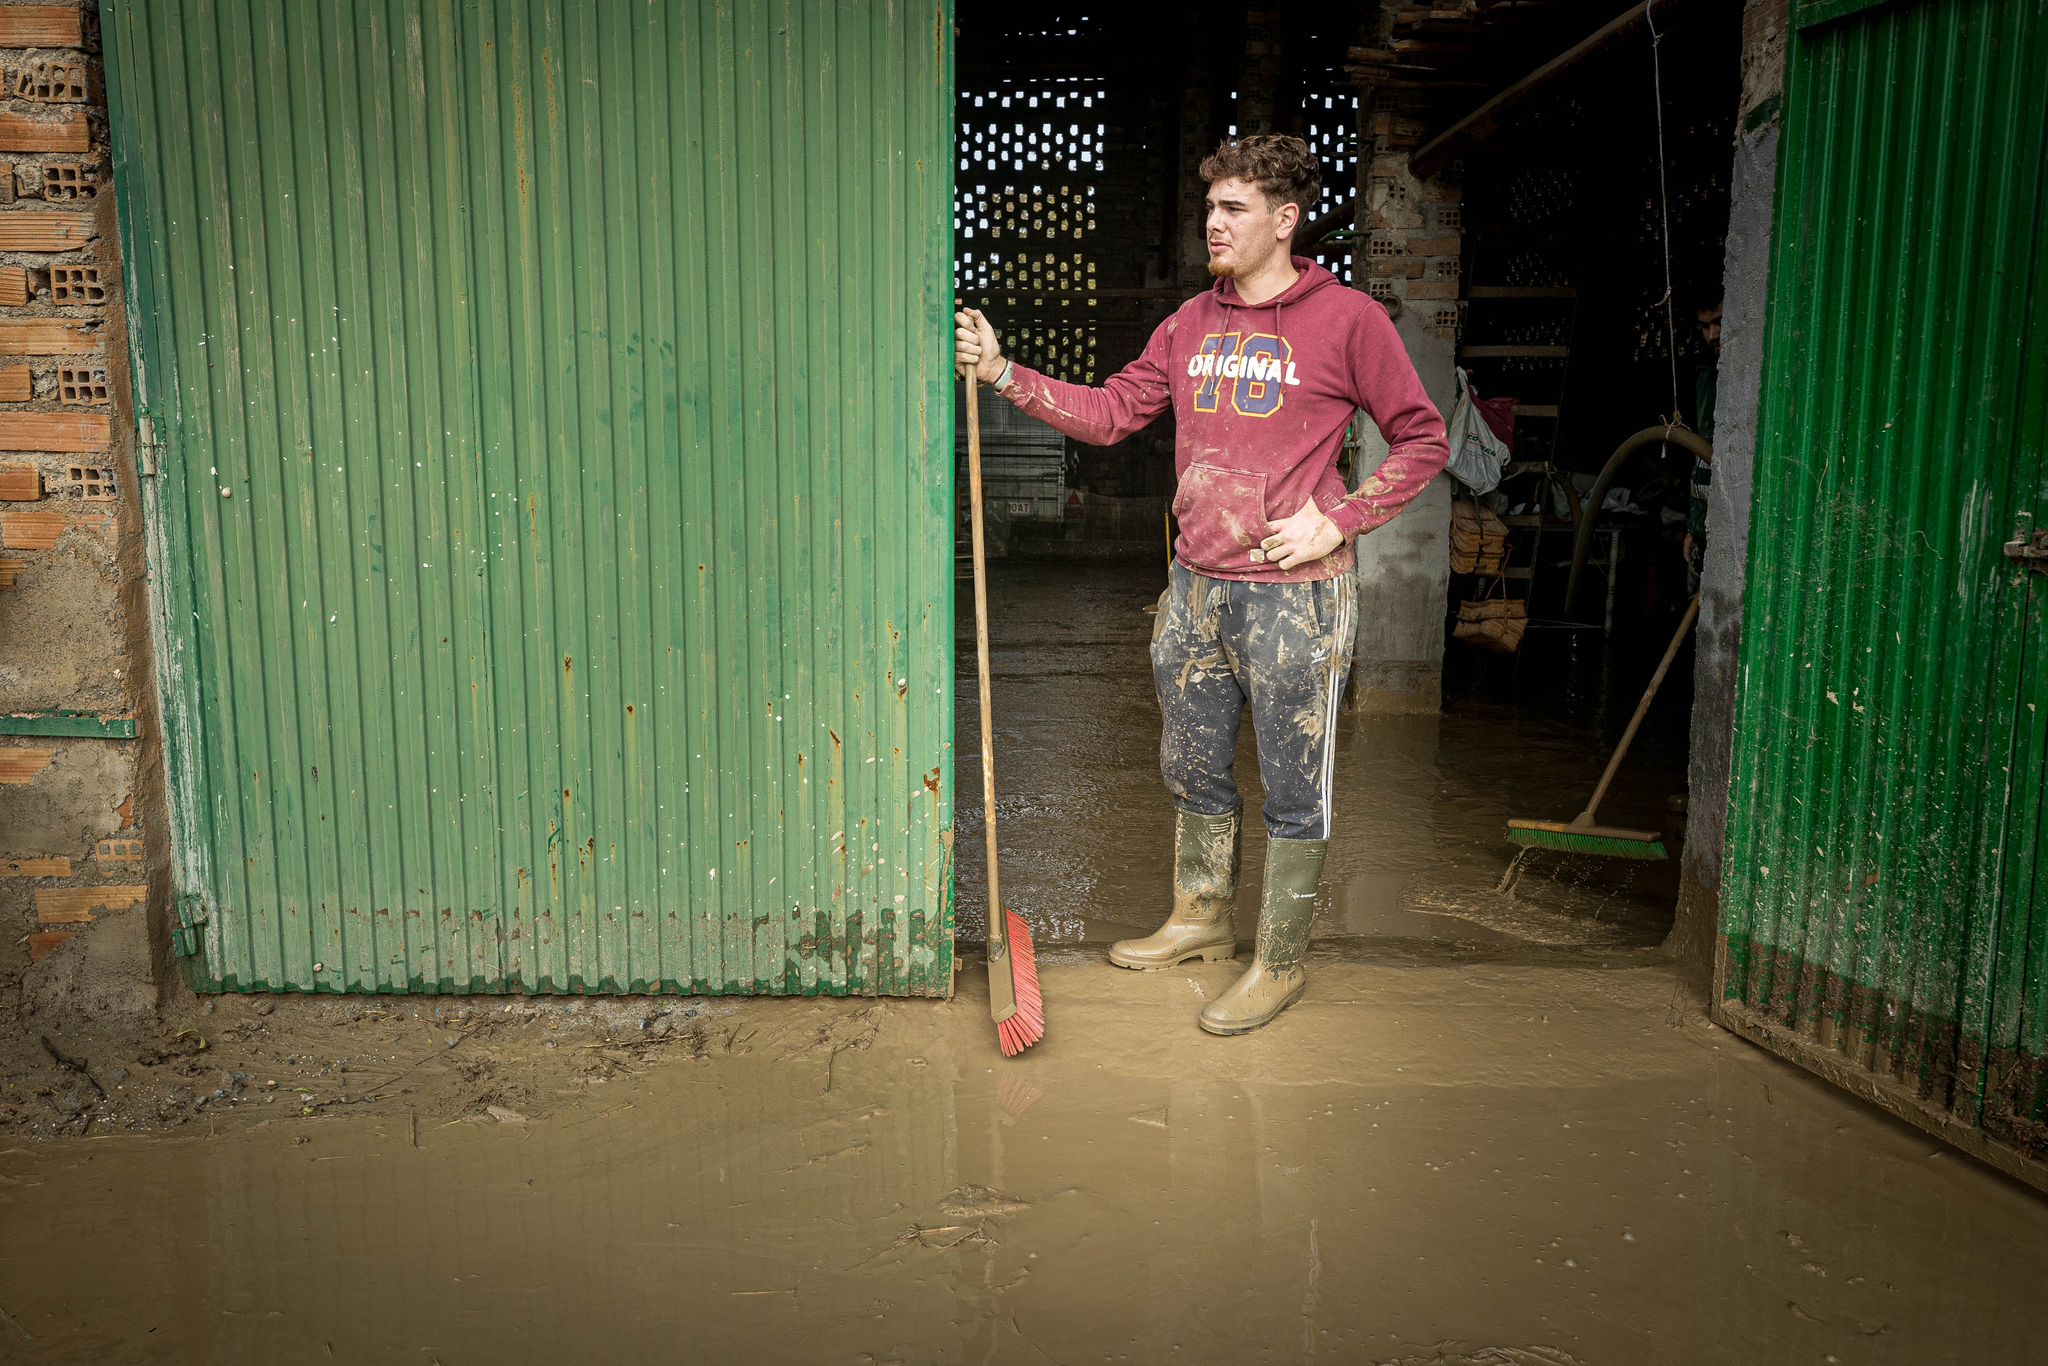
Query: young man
955 135 1448 1035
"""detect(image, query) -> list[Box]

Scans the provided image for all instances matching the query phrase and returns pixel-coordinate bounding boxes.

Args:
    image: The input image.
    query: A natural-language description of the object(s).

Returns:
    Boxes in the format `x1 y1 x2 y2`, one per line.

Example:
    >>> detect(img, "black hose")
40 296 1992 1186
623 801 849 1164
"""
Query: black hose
1565 424 1715 614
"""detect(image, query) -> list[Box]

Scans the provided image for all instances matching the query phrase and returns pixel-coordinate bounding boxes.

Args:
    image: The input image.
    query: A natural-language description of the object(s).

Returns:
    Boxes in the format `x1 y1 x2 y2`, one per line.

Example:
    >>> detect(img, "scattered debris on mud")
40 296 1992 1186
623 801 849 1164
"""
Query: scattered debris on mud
0 984 775 1140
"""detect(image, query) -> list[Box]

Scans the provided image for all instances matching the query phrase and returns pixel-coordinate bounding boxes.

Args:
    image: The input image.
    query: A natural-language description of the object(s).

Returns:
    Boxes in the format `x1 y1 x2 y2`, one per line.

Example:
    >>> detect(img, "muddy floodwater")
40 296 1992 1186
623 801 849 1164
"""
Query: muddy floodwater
5 960 2047 1363
2 561 2045 1363
954 560 1690 950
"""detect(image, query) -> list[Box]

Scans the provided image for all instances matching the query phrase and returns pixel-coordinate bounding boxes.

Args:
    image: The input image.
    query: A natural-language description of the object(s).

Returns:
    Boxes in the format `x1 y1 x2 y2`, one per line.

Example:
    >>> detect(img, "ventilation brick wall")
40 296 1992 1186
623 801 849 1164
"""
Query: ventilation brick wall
0 2 149 977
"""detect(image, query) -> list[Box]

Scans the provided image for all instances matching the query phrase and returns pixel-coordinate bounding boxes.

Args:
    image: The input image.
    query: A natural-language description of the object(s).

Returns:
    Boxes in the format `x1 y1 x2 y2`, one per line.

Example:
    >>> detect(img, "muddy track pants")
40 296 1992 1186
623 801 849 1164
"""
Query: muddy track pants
1151 561 1357 840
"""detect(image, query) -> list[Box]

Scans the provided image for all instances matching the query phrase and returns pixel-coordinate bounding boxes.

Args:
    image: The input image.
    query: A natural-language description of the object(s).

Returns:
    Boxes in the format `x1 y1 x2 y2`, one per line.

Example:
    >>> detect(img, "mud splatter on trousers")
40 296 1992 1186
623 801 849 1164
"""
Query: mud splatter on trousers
1151 560 1356 839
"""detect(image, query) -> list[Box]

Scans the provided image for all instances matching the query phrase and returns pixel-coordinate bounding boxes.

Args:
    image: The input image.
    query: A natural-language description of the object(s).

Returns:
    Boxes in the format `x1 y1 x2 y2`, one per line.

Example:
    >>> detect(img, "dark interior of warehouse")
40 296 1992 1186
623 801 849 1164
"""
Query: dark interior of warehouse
951 2 1744 943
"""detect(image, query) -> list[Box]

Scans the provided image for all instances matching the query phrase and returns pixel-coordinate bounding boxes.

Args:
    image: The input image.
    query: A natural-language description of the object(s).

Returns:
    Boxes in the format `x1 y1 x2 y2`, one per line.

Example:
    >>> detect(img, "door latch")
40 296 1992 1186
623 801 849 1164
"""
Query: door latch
172 893 208 958
2005 530 2048 572
137 415 161 478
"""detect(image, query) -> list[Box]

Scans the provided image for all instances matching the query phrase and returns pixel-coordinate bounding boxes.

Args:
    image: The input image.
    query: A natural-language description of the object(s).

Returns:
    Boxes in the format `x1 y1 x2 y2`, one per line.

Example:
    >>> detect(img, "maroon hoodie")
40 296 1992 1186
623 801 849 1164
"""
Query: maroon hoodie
998 258 1449 583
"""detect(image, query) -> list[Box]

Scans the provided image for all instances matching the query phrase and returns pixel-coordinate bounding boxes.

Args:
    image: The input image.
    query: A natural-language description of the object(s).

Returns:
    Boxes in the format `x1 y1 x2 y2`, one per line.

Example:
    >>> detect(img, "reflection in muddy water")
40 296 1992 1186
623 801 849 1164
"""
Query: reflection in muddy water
1 1019 971 1362
956 561 1687 950
7 958 2047 1364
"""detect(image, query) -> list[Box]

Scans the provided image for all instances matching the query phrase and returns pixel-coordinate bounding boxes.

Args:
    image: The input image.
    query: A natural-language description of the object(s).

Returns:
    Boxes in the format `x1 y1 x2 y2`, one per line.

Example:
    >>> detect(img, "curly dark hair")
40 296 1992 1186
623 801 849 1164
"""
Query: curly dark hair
1199 134 1322 221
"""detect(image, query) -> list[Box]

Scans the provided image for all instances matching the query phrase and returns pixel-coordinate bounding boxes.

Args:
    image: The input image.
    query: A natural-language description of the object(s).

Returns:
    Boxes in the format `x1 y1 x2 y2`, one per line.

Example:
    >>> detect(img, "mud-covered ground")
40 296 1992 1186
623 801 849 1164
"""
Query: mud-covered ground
0 985 763 1139
4 954 2048 1364
2 561 2044 1363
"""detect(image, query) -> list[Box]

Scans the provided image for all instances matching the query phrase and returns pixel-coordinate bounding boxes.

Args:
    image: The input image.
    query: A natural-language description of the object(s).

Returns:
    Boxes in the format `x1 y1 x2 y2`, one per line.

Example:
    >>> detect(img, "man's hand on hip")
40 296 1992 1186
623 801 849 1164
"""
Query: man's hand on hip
1261 499 1343 571
954 307 1006 384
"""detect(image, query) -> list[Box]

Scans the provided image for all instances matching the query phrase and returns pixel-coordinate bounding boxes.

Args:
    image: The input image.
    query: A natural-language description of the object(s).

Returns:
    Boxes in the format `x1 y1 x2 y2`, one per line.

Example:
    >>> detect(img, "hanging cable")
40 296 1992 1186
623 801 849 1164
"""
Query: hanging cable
1646 0 1681 427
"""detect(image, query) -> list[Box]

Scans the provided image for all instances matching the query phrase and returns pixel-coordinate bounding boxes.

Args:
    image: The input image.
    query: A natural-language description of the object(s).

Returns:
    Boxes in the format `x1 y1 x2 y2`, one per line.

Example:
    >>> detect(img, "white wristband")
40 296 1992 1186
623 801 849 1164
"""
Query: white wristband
993 359 1016 393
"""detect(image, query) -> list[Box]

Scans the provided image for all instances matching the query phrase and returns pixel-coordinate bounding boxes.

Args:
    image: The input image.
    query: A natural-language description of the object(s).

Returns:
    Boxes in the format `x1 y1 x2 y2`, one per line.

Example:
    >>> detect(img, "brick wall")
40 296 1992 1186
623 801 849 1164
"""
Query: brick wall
1357 90 1463 345
956 14 1201 504
1345 53 1458 713
0 2 152 987
1739 0 1789 128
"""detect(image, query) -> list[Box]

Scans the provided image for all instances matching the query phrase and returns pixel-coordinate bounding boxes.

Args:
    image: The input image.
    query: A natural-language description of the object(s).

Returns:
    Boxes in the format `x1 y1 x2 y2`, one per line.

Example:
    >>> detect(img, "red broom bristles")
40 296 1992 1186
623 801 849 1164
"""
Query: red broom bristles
996 909 1043 1056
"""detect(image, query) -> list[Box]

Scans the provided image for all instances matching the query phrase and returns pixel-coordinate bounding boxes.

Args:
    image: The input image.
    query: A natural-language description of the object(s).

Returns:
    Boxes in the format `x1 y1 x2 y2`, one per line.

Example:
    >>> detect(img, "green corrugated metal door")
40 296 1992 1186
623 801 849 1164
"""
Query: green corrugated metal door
1719 0 2048 1153
1982 159 2048 1150
103 0 956 995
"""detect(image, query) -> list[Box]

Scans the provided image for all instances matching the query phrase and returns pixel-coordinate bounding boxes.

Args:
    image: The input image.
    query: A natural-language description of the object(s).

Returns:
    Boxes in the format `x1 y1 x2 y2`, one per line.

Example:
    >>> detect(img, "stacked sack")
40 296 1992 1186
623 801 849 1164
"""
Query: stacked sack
1449 499 1509 576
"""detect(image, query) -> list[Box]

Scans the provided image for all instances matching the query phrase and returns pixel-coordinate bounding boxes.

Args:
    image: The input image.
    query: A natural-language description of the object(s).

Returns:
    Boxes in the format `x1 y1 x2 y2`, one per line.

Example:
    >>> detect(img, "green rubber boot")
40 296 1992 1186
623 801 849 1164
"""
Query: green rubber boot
1198 837 1325 1035
1108 809 1242 970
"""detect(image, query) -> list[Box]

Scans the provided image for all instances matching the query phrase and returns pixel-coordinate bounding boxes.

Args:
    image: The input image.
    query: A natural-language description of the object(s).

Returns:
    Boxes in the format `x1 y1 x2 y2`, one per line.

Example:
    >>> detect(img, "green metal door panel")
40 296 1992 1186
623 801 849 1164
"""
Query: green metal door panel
1982 188 2048 1150
1983 574 2047 1146
1720 0 2048 1112
104 0 956 995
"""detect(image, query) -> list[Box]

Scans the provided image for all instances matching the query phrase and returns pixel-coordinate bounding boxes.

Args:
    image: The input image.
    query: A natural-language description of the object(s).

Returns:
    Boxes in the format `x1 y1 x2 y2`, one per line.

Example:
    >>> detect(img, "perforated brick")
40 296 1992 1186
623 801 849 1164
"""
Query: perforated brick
964 184 1096 242
1302 86 1361 284
48 264 103 304
56 365 107 403
966 251 1095 297
954 75 1114 383
1008 324 1099 385
13 59 87 103
40 160 95 200
66 463 114 499
955 87 1106 184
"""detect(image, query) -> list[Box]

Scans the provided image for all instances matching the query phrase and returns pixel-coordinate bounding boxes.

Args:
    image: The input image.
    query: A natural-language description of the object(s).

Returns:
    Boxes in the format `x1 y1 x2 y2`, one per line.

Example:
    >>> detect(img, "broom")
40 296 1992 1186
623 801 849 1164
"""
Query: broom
1506 594 1699 861
964 370 1043 1056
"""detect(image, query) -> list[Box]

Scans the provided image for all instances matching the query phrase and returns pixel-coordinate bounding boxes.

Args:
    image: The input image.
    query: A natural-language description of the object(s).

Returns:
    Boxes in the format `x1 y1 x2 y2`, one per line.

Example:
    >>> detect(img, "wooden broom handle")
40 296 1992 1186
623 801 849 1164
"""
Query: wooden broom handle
965 373 1006 958
1578 594 1700 825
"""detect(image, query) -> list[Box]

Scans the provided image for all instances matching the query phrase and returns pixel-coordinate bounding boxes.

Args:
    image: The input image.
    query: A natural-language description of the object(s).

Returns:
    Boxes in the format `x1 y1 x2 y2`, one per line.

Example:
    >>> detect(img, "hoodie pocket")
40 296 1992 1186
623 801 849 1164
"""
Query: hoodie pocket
1172 464 1268 571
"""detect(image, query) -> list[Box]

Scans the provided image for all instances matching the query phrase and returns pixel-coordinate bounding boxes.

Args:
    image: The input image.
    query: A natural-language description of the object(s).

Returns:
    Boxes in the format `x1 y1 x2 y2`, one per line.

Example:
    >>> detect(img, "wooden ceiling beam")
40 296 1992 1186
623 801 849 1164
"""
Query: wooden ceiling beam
1410 0 1685 174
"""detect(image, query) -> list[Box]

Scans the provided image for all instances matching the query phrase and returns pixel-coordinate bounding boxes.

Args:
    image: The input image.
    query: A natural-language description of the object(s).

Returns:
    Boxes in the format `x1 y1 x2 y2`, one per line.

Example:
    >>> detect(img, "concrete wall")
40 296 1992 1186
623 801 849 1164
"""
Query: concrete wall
1351 308 1452 714
1346 76 1457 714
0 0 162 1017
1669 0 1789 986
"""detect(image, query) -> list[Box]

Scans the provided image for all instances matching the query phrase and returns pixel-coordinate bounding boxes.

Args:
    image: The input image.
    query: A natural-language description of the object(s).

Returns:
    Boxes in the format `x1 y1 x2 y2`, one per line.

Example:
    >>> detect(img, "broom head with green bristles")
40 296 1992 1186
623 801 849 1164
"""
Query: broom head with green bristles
1506 596 1700 866
1506 816 1667 861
